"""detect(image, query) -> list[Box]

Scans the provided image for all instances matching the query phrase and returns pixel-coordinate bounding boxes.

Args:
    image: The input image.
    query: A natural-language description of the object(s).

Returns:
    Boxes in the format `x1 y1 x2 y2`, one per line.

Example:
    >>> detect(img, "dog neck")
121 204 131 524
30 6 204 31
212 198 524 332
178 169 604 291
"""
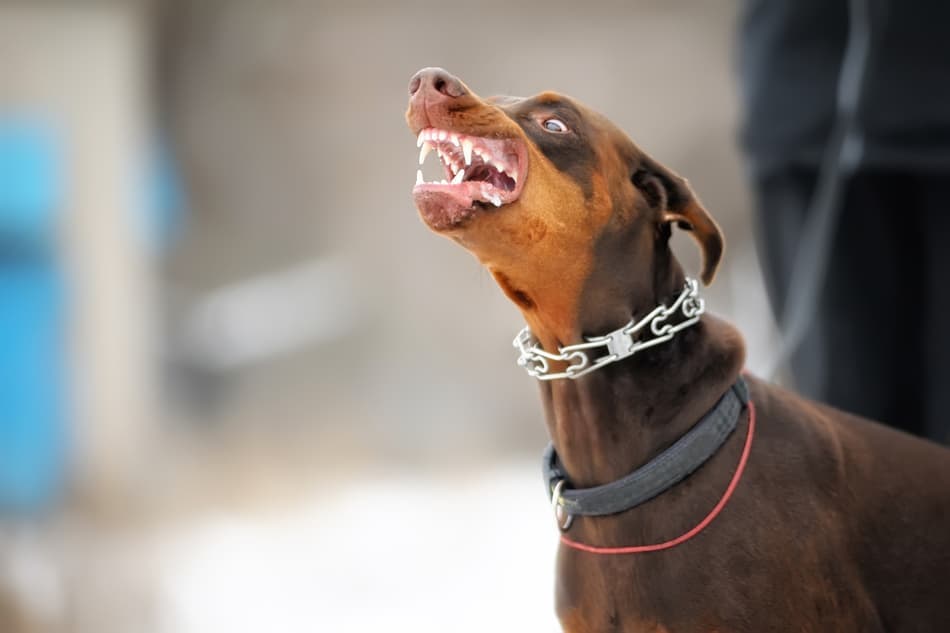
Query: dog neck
531 260 746 489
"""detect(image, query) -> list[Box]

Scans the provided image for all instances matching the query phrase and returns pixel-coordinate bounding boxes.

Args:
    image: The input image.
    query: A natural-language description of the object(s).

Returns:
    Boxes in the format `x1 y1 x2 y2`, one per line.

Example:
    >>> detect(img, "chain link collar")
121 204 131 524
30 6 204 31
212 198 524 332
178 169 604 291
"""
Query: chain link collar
513 278 705 381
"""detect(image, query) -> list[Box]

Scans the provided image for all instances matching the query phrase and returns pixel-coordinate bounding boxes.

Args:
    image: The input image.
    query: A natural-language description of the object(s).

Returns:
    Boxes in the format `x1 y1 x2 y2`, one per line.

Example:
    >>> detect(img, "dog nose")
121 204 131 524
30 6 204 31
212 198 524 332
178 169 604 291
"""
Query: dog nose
408 67 466 99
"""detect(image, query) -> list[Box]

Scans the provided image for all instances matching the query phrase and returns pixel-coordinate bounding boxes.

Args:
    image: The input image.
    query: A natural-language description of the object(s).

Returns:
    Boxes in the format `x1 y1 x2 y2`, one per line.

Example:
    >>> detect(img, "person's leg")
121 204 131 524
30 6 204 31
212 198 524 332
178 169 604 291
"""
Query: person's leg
753 167 914 430
917 171 950 444
820 170 922 433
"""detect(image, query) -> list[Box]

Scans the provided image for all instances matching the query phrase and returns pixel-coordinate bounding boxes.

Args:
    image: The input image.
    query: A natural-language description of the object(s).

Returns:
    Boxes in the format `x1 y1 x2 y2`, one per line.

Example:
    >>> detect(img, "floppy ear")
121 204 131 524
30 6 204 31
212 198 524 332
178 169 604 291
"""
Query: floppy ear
632 156 724 285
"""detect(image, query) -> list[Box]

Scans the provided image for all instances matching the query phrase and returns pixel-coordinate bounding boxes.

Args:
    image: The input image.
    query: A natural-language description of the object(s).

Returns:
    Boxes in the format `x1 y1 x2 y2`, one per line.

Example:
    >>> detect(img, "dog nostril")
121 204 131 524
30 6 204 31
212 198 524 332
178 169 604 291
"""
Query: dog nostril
436 75 465 98
408 75 422 96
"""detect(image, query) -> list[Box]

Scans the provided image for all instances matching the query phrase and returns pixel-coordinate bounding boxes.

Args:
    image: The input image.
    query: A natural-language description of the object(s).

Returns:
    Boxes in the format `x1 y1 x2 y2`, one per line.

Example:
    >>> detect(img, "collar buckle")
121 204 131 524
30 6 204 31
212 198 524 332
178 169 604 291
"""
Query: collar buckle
605 328 636 360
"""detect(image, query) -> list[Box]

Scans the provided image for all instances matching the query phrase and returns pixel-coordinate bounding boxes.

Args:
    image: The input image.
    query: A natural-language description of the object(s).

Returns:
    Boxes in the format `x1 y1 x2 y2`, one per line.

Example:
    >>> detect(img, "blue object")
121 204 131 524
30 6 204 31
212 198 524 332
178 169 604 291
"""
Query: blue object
0 120 67 512
0 123 62 248
0 266 66 511
138 135 185 253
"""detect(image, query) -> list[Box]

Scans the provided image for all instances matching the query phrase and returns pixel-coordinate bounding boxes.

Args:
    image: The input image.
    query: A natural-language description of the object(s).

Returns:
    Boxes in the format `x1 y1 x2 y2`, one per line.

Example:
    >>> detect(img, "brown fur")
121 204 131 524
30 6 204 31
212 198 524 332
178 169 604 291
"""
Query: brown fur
406 68 950 632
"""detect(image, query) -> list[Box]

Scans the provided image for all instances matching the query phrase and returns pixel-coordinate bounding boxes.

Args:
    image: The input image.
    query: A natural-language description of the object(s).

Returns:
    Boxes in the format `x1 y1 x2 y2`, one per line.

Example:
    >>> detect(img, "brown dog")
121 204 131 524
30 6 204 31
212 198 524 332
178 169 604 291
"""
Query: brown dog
406 67 950 632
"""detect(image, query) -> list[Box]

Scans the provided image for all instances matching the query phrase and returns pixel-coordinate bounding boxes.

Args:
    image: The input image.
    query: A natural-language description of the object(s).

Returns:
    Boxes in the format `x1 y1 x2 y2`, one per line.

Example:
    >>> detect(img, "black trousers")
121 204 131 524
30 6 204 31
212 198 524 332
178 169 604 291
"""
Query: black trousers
754 167 950 443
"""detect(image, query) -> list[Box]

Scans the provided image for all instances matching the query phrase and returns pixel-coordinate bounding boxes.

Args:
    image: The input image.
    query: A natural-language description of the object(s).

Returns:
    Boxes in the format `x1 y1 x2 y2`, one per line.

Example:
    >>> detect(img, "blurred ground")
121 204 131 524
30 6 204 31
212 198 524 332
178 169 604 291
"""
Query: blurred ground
0 1 776 631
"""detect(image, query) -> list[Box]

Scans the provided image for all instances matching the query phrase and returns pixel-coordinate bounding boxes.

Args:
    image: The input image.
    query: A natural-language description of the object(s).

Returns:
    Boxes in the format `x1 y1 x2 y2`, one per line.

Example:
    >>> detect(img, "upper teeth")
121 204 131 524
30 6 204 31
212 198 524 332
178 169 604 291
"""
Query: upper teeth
419 141 433 165
461 138 473 165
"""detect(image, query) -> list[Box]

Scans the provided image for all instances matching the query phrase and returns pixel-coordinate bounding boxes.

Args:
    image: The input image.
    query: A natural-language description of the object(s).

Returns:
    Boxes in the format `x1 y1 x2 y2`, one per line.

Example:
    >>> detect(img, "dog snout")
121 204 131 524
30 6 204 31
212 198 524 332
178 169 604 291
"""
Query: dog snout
408 67 467 101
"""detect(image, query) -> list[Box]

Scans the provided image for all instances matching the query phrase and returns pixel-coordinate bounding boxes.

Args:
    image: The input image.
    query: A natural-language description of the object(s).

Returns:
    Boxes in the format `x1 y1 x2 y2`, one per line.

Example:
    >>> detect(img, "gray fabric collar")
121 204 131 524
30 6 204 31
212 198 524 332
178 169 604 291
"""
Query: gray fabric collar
543 377 749 518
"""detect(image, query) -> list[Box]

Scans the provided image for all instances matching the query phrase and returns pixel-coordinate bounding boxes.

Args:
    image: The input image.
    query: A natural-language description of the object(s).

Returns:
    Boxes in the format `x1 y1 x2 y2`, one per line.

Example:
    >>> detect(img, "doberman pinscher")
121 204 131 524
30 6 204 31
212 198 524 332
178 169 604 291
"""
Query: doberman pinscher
406 67 950 632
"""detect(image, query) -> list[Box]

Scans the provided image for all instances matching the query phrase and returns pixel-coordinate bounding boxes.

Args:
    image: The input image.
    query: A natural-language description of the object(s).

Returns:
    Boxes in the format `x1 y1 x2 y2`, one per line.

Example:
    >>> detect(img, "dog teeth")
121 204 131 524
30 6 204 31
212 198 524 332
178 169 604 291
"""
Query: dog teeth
419 141 433 165
461 139 473 165
413 129 520 196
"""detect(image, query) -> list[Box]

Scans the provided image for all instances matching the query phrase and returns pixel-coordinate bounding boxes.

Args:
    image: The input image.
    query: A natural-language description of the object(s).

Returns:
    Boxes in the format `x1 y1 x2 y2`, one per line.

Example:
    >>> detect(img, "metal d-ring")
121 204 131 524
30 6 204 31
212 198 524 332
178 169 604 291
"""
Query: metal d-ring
551 479 575 532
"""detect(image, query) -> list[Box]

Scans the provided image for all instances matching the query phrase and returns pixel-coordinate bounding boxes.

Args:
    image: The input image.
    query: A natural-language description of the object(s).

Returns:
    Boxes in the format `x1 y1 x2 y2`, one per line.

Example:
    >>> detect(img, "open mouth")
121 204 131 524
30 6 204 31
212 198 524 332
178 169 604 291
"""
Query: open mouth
412 128 527 229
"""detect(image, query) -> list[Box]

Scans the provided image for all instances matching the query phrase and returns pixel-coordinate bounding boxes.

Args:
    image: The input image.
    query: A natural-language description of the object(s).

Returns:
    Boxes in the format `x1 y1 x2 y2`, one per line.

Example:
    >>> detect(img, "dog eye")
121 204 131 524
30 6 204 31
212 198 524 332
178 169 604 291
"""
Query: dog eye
542 118 568 133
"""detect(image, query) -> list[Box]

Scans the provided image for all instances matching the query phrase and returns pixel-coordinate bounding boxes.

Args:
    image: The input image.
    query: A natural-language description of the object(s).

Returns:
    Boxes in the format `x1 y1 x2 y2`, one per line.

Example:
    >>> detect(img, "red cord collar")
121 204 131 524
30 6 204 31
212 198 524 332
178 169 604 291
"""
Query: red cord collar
559 399 756 555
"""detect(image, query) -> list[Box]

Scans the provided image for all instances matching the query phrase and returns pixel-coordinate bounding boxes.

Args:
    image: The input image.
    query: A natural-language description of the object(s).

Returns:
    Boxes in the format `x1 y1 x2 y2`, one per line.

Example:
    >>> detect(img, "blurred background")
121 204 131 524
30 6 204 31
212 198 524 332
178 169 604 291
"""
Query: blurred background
0 1 775 631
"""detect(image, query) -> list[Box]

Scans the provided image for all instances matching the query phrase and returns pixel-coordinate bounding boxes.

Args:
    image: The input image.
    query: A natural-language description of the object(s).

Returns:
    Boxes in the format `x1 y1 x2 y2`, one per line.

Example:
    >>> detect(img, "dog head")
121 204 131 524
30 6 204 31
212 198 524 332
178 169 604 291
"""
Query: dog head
406 67 722 350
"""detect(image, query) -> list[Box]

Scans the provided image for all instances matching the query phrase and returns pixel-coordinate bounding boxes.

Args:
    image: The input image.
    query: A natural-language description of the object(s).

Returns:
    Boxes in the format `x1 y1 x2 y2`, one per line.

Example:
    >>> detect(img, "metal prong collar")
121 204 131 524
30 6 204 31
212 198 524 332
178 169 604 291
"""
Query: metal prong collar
514 278 705 381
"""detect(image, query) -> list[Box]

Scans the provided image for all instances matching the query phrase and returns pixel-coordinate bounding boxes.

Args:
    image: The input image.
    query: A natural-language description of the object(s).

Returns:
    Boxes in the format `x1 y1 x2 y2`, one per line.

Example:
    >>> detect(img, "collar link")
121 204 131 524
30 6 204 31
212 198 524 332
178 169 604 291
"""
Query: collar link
513 278 705 381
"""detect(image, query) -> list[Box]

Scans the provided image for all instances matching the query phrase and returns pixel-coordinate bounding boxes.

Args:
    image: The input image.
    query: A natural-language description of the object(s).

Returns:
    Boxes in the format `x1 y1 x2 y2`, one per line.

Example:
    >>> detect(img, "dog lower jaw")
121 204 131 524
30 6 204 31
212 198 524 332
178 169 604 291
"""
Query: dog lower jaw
413 183 521 231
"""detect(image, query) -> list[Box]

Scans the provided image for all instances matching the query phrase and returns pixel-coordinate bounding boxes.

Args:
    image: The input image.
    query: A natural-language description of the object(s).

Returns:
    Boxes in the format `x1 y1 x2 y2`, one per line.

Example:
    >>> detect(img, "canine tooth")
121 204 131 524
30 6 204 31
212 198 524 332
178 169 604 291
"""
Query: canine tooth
461 139 473 165
419 141 433 165
416 132 424 148
451 168 465 185
490 193 502 207
416 169 423 185
449 133 459 146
